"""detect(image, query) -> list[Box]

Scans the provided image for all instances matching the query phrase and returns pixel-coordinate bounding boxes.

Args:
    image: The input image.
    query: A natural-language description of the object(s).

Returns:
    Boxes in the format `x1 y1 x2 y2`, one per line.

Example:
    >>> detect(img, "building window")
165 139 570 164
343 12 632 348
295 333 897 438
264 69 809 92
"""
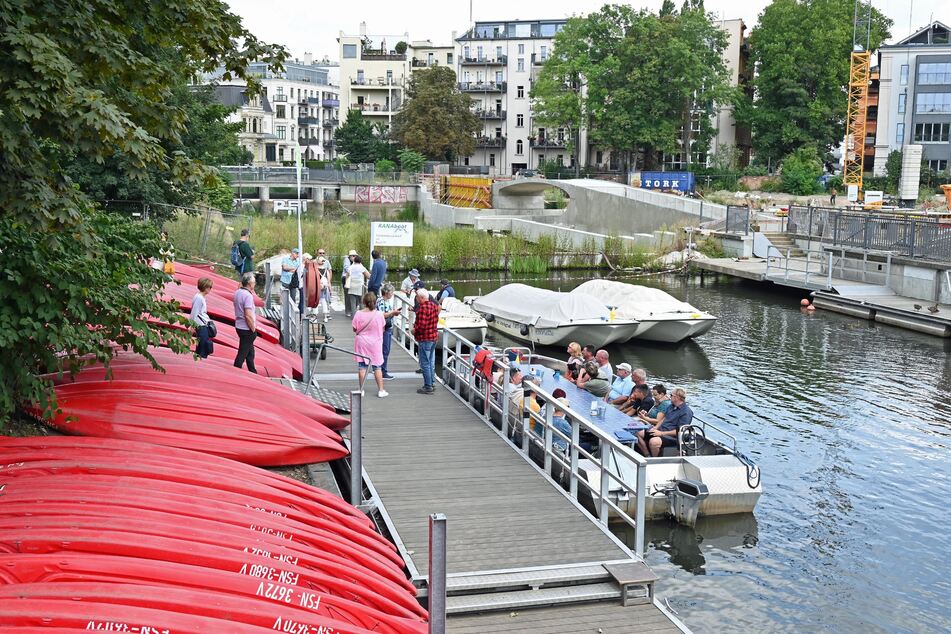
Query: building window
556 154 563 165
276 125 286 140
540 45 548 61
518 44 524 54
343 44 357 58
538 154 544 166
516 140 523 154
489 153 496 167
517 85 524 98
898 92 906 114
929 159 948 172
516 114 524 127
915 93 951 113
386 70 393 84
463 157 469 166
596 151 603 164
464 46 470 59
496 46 502 60
447 52 453 64
276 105 286 119
495 127 502 138
495 70 503 84
914 122 951 142
517 58 524 72
896 123 904 144
900 64 909 85
477 45 483 60
920 63 951 84
278 147 285 161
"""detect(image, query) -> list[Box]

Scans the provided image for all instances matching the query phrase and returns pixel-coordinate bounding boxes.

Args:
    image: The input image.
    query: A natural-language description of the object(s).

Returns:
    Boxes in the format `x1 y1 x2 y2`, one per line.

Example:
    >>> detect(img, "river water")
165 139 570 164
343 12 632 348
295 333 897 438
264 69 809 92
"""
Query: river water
449 272 951 634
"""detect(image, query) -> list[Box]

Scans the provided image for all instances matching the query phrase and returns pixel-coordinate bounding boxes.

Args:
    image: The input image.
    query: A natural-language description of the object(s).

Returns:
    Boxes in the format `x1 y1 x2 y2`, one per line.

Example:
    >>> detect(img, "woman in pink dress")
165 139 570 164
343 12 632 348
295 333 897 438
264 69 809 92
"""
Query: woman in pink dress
352 292 388 398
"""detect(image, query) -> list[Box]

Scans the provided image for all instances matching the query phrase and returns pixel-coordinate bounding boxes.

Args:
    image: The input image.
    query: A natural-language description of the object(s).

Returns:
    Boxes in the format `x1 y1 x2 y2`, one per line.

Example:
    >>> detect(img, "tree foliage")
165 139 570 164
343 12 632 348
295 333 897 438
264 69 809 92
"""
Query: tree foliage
0 0 284 423
736 0 892 162
397 148 426 173
780 145 823 195
883 149 902 194
392 67 481 161
531 3 731 170
335 110 390 164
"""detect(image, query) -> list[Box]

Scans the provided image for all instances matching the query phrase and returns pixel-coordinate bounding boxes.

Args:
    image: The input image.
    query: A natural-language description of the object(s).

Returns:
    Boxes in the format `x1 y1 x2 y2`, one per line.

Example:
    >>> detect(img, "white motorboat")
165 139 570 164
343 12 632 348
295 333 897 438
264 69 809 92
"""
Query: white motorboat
438 297 486 346
572 279 716 343
468 284 640 348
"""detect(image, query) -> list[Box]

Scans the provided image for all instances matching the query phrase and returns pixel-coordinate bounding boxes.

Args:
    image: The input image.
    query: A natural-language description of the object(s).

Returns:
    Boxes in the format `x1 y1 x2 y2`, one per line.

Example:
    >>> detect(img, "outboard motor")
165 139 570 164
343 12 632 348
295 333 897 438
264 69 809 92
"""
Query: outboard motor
667 479 709 528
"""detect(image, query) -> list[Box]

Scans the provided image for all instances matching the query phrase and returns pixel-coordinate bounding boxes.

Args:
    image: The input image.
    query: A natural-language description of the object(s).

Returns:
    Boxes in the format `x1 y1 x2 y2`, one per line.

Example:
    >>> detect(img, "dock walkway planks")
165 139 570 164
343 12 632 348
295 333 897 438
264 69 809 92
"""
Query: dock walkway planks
309 309 684 633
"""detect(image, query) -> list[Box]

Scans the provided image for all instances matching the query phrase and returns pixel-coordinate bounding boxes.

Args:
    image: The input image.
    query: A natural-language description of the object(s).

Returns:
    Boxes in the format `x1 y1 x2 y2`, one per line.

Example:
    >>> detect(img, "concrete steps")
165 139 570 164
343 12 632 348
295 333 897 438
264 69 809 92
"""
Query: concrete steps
763 232 806 258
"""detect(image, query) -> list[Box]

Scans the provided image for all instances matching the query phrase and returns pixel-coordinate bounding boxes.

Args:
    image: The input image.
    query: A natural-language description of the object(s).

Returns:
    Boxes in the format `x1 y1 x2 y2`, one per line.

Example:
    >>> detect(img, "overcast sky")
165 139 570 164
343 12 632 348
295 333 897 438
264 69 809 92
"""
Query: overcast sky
225 0 949 61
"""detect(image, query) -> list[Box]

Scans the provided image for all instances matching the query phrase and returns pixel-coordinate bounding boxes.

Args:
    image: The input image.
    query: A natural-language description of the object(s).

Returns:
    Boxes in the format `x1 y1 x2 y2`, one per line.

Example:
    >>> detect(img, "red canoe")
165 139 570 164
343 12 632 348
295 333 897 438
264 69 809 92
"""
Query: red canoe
0 598 282 633
0 528 426 619
175 262 265 307
0 476 397 566
0 436 368 528
0 559 425 633
0 515 414 604
30 383 345 466
162 282 280 343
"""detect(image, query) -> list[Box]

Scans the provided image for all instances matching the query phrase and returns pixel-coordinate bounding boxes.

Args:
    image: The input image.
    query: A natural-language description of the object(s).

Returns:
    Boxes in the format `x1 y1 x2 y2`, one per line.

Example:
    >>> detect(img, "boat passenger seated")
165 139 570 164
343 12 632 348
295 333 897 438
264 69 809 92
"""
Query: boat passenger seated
568 345 596 384
565 342 584 382
550 397 573 451
607 363 635 406
594 349 612 379
643 388 694 457
635 384 671 456
577 361 611 398
618 369 648 413
622 383 654 419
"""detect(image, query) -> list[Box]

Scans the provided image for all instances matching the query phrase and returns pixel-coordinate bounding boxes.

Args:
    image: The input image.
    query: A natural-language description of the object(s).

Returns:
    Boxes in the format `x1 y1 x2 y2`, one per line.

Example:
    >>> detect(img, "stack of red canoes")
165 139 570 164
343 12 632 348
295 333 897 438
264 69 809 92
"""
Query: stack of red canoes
34 349 348 466
0 437 427 633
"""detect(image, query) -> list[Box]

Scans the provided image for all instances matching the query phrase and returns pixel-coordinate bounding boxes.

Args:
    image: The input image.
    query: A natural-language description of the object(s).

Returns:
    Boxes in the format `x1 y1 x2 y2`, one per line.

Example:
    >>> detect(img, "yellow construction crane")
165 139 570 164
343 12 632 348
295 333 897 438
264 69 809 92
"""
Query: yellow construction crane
842 1 873 202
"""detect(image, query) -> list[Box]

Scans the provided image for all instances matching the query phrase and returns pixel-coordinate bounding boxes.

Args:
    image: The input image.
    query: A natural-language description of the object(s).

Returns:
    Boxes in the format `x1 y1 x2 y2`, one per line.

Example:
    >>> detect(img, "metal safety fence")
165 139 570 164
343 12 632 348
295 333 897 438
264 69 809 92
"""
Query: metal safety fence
786 205 951 262
725 205 750 234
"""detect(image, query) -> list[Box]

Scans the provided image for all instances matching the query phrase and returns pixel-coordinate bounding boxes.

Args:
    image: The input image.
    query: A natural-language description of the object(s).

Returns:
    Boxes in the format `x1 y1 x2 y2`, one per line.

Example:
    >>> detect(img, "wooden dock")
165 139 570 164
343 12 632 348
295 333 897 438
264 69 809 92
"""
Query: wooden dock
296 308 687 633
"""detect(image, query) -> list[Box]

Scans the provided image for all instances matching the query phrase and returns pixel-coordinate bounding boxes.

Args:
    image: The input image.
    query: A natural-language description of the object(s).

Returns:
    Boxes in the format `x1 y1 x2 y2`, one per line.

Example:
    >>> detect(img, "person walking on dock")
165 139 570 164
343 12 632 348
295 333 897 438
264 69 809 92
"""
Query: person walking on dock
190 277 214 359
353 292 388 398
233 229 254 275
315 254 333 322
368 250 387 296
345 254 369 318
829 187 837 206
414 288 440 394
233 272 258 373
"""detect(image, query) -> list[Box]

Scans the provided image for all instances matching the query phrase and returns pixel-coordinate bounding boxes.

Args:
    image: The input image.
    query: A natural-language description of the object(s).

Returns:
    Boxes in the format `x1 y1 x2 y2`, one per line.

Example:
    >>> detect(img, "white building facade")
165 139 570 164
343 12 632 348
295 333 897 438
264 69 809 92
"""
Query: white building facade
873 22 951 176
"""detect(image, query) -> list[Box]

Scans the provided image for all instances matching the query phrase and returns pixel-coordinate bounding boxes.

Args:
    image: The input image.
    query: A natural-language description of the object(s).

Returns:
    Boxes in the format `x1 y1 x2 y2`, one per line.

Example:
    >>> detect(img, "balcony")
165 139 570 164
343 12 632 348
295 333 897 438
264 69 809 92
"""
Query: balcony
351 77 402 88
360 51 406 61
321 98 340 108
475 135 506 148
272 94 288 102
412 59 437 68
530 137 566 149
459 81 506 93
323 118 339 129
474 109 506 120
298 137 321 146
323 140 336 148
531 53 549 66
461 55 507 66
298 96 321 105
297 116 318 126
354 102 398 115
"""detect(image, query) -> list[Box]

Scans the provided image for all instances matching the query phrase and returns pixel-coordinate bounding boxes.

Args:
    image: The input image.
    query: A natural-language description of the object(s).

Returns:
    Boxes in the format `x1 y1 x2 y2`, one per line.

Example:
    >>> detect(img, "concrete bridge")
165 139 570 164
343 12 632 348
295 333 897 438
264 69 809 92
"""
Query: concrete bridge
491 178 725 235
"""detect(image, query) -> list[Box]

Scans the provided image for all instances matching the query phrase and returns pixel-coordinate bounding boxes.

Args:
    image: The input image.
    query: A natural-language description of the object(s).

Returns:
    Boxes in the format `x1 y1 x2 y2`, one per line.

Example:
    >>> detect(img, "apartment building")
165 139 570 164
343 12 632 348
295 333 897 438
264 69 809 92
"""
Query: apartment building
873 21 951 175
206 55 340 166
338 23 455 129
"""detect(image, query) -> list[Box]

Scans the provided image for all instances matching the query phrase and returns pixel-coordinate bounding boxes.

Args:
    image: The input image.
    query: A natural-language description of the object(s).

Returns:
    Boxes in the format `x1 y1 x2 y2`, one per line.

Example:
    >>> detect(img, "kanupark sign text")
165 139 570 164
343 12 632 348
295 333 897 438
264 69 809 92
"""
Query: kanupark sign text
370 222 414 248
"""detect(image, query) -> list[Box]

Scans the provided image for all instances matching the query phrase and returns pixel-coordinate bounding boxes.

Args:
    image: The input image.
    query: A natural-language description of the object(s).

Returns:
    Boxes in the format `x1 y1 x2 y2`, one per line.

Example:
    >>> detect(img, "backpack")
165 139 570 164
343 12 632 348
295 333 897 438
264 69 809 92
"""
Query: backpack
230 241 245 270
472 348 495 380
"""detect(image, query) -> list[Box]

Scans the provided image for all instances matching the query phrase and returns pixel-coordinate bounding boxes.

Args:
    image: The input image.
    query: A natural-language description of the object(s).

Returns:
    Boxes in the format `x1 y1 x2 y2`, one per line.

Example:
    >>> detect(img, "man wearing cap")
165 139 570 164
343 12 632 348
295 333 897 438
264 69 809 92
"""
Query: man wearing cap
315 249 333 322
280 248 301 306
607 363 635 405
434 278 456 303
368 249 387 296
401 268 420 295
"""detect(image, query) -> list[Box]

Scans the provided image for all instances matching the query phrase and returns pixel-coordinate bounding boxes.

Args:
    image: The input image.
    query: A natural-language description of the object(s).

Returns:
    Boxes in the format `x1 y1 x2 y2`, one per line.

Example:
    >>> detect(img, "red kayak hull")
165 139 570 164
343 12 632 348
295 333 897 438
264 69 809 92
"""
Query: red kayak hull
162 282 280 343
175 262 265 308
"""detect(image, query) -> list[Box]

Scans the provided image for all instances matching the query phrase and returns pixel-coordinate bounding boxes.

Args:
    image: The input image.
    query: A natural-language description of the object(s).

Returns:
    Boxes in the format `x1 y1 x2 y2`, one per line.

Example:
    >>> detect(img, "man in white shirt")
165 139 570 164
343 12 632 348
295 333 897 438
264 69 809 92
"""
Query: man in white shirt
595 349 612 380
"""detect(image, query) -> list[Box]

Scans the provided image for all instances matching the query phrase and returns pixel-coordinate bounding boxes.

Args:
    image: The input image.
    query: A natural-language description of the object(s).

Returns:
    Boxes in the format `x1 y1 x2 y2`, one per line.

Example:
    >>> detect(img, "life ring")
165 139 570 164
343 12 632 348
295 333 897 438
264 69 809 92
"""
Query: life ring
305 260 319 308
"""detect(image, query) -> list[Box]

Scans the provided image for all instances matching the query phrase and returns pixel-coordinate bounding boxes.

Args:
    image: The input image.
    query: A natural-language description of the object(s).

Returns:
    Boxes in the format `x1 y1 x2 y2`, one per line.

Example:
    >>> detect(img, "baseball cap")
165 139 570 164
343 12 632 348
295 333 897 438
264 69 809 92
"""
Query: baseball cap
291 248 300 254
409 268 420 277
617 363 632 372
440 278 449 285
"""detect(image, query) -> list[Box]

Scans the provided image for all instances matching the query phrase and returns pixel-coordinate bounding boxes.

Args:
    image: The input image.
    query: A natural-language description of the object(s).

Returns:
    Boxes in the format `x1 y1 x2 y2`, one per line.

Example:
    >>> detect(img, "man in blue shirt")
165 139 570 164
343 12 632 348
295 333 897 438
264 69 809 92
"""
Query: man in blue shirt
607 363 635 405
368 249 387 296
435 279 456 303
280 248 300 306
646 387 693 457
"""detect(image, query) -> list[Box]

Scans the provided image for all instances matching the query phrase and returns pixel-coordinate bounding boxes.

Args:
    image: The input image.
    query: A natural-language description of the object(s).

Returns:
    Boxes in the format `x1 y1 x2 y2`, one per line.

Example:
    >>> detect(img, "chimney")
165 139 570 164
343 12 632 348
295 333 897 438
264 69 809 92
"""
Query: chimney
359 22 367 37
303 52 313 65
452 30 457 41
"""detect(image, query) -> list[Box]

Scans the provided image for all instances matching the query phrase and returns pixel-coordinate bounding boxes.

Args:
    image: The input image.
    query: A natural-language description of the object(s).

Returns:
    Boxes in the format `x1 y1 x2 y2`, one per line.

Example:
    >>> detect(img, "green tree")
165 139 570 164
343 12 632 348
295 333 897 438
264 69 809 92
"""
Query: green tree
0 0 284 424
883 149 902 194
397 148 426 173
335 110 387 164
736 0 892 162
780 145 823 195
532 4 730 171
392 66 480 161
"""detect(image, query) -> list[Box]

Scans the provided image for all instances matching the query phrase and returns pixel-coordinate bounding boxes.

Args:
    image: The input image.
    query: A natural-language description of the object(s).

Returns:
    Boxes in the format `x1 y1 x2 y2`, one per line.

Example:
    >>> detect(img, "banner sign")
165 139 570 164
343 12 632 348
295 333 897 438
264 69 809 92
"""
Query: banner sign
370 222 414 248
635 171 696 193
274 200 308 215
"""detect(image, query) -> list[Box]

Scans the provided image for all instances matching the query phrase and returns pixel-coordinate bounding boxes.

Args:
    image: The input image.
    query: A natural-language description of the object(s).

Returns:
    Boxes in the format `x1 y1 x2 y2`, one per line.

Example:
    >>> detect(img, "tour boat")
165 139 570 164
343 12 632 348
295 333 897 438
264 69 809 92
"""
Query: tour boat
572 279 717 343
468 284 640 348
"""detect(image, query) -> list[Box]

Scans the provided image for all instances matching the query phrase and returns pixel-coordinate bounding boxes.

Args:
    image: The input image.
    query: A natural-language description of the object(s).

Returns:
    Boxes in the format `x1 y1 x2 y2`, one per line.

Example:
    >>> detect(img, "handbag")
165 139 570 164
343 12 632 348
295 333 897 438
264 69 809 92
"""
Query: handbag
206 321 218 338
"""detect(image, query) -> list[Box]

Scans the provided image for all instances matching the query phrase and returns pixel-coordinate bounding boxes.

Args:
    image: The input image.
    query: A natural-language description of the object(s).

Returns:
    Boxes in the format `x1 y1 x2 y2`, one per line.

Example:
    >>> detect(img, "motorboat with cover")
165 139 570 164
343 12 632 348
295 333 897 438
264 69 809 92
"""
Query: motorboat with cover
437 297 486 346
469 284 639 348
572 279 716 343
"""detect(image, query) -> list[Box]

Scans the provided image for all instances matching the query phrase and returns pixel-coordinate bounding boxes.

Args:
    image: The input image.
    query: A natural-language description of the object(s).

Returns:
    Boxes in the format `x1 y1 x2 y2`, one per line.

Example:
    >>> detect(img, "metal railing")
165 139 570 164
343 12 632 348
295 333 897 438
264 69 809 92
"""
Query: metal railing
220 166 420 185
725 205 751 235
387 292 647 556
764 245 894 288
786 205 951 262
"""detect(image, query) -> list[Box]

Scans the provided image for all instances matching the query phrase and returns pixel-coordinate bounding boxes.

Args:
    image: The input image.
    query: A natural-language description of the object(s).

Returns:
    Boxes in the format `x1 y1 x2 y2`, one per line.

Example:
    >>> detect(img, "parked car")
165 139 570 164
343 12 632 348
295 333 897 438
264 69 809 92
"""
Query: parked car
515 169 540 179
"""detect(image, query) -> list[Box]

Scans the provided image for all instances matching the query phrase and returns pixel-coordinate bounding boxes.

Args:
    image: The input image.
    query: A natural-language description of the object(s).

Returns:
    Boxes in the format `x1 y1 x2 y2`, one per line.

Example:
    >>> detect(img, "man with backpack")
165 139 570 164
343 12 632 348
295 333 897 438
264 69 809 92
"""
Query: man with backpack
231 229 254 275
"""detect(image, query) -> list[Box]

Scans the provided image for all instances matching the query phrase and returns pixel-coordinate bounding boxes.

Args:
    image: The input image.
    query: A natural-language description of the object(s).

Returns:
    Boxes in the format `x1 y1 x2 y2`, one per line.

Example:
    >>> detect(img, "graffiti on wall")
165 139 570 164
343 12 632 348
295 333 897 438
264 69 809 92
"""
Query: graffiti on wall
355 185 408 204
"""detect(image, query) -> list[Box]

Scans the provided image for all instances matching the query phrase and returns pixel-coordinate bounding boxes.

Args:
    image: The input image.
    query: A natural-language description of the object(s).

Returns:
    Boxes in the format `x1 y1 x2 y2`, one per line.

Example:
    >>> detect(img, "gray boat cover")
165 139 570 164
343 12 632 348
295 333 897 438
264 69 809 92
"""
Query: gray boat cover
471 283 611 328
572 279 712 320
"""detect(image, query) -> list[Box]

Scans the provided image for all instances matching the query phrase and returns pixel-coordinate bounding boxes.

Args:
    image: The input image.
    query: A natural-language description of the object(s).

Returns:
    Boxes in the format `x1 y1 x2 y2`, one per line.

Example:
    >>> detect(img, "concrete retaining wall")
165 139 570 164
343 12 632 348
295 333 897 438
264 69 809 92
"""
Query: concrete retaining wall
473 216 656 250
